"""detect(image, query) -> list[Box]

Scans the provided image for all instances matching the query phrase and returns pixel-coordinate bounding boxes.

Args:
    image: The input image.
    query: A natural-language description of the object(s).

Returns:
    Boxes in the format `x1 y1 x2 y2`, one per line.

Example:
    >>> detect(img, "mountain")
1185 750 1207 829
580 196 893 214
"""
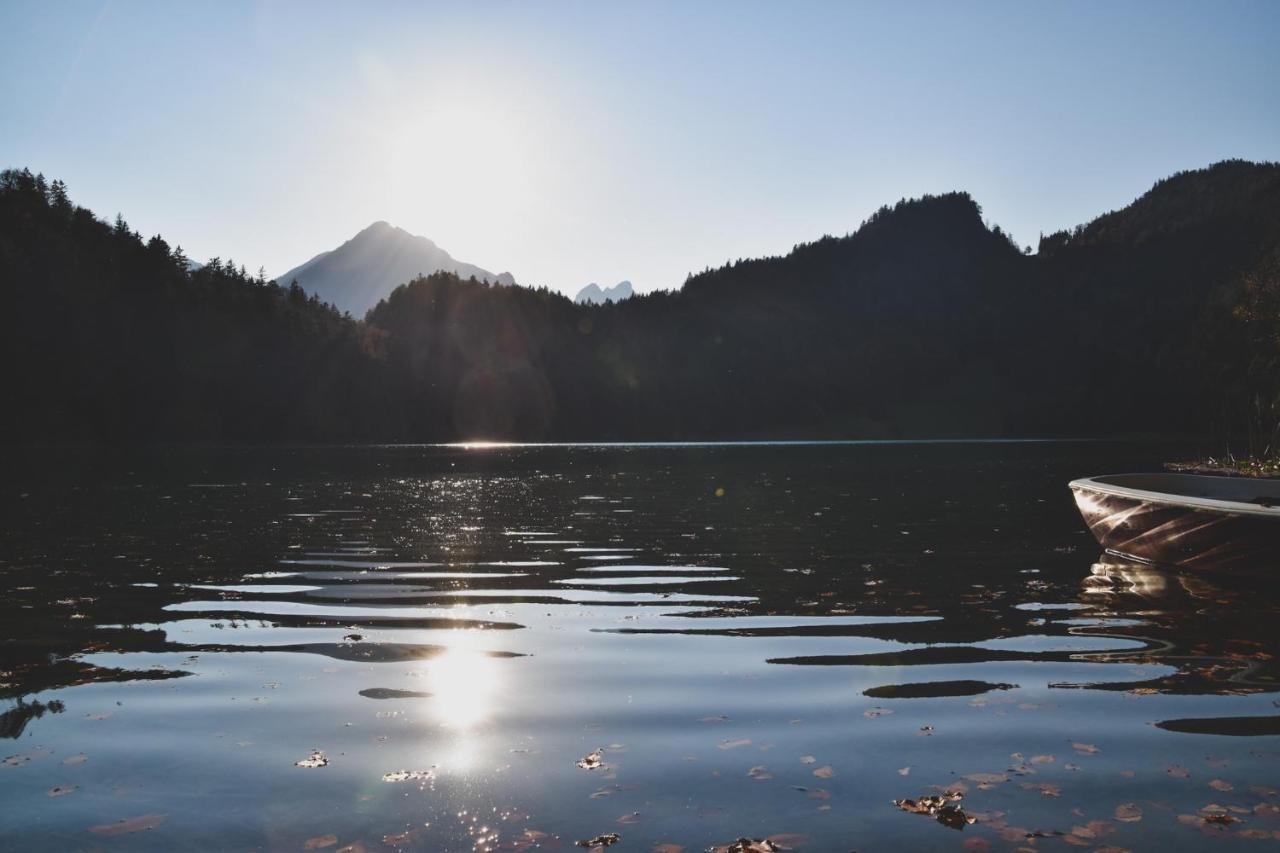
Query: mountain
276 221 515 317
4 160 1278 443
575 280 634 304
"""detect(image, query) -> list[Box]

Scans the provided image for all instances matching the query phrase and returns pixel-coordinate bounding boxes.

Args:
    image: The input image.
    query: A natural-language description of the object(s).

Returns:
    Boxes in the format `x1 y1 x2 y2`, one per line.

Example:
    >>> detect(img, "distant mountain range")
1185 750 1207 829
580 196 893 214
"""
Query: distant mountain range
575 280 633 304
3 159 1278 443
276 221 515 317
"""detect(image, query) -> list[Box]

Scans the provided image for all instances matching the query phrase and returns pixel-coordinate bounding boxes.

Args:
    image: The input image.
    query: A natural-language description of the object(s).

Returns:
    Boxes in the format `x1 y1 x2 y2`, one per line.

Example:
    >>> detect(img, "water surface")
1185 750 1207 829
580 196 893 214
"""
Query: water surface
2 443 1279 851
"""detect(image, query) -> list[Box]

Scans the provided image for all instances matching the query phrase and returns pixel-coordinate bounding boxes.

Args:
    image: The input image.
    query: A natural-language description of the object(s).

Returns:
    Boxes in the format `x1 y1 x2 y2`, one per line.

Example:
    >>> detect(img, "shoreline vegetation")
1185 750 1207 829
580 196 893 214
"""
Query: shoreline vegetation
3 160 1279 446
1166 457 1280 478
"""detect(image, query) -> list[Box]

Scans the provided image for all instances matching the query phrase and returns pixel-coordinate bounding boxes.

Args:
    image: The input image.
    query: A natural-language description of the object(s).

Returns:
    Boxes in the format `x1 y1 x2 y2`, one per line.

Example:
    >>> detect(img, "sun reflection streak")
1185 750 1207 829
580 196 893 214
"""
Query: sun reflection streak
429 633 500 730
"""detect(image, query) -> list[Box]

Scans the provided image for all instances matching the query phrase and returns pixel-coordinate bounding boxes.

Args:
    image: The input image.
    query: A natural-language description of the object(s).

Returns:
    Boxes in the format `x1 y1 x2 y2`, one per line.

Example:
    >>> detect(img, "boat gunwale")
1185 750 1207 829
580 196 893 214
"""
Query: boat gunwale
1069 473 1280 520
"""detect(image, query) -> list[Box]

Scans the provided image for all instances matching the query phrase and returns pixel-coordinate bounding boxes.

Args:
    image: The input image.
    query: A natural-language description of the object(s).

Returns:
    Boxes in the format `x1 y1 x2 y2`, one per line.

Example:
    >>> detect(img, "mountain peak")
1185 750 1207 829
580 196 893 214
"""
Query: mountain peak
575 280 634 304
277 224 514 317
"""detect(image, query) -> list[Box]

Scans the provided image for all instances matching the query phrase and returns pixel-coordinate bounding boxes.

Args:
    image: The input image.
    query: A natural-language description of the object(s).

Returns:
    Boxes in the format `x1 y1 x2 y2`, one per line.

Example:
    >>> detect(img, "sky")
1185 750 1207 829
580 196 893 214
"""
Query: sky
2 1 1278 295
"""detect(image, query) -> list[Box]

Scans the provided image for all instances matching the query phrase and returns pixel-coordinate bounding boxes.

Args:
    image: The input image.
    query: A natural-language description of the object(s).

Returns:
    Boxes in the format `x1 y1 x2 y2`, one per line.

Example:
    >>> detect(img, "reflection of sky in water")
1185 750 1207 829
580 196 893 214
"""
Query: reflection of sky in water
3 442 1280 849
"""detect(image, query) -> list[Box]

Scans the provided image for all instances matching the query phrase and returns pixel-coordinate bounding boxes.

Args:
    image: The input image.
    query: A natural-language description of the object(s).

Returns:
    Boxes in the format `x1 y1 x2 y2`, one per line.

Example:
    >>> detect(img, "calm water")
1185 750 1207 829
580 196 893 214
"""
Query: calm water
2 442 1279 851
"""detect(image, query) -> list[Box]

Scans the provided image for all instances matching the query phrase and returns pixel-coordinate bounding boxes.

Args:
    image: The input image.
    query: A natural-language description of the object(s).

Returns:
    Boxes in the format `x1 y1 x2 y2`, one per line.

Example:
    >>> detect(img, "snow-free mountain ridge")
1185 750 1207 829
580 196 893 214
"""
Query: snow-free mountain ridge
277 221 515 317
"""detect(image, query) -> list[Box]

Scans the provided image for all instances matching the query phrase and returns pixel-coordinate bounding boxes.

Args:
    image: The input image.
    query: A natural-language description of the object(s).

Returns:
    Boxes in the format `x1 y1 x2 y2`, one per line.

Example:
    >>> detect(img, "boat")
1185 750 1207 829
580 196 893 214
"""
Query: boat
1069 473 1280 572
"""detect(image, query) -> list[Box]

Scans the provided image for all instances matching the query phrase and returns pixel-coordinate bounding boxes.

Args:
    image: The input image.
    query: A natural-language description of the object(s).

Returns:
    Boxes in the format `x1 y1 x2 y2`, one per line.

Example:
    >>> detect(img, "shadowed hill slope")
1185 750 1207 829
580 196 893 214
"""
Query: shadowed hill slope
3 160 1278 442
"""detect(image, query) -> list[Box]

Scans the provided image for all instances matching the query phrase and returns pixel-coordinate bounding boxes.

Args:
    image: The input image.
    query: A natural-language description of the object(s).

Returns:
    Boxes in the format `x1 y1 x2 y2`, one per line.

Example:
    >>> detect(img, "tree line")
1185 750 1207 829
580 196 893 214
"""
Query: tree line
2 161 1277 445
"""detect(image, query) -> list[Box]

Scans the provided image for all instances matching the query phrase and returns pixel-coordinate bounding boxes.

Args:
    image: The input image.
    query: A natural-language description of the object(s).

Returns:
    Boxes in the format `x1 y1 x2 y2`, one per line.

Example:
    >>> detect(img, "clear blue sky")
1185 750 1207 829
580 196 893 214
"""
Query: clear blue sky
3 1 1277 294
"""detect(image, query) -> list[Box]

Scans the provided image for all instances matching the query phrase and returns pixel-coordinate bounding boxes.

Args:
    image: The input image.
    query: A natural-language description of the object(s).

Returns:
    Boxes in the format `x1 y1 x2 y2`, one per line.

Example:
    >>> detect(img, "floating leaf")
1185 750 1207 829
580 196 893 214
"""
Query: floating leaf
893 791 976 831
1114 803 1142 823
799 755 816 765
47 784 77 797
963 773 1007 785
382 769 434 782
1070 820 1114 840
748 765 773 781
577 749 605 770
1031 755 1055 765
1020 782 1061 797
812 765 835 779
577 832 620 848
304 835 339 850
88 814 166 836
62 754 88 766
718 739 751 750
1209 779 1233 792
617 812 642 825
383 828 421 845
897 766 911 776
1072 742 1099 755
1164 764 1191 779
295 750 328 768
863 707 893 718
652 845 685 853
711 839 780 853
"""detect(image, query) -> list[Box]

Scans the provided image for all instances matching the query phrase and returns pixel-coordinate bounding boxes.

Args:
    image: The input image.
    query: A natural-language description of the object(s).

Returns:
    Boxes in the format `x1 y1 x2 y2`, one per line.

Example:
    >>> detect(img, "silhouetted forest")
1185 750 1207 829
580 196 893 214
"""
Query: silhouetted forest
2 160 1277 443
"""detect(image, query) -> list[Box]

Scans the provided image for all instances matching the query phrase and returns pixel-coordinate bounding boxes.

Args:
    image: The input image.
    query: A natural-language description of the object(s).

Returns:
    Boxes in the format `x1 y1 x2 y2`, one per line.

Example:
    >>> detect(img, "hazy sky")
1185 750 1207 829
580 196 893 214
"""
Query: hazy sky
3 1 1278 294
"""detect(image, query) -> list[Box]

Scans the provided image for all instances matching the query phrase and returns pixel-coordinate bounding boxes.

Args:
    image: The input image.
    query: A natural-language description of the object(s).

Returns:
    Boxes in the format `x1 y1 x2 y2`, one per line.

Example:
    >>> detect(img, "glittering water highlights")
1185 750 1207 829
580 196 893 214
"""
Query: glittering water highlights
2 442 1278 851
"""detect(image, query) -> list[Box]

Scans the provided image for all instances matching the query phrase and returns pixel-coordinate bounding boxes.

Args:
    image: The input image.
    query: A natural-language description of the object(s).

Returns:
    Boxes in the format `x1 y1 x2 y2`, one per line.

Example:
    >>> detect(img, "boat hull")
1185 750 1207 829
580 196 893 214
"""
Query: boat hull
1071 479 1280 573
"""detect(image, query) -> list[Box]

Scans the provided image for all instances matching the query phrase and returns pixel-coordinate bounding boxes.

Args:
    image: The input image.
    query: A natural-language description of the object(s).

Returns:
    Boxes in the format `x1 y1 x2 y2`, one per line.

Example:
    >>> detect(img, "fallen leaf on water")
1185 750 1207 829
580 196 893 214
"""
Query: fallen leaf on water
590 787 617 799
812 766 835 779
577 832 620 848
47 785 77 797
711 839 780 853
304 835 339 850
381 769 434 782
1163 764 1191 779
295 750 328 768
617 812 642 825
1114 803 1142 823
383 828 420 845
893 791 976 830
1031 755 1055 765
652 845 684 853
1020 782 1061 798
62 754 88 766
1072 742 1099 755
88 814 166 836
1070 820 1115 840
1202 813 1238 825
963 773 1008 785
718 739 751 750
799 755 816 765
335 844 367 853
1209 779 1233 792
766 833 808 849
577 749 605 769
748 766 773 781
2 754 31 767
85 712 112 721
898 767 911 776
864 707 893 718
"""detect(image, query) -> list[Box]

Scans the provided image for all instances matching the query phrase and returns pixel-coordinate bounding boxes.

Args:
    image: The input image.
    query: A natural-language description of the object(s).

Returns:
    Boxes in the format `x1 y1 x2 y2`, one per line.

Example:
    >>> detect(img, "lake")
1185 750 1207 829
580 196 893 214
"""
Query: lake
2 442 1278 851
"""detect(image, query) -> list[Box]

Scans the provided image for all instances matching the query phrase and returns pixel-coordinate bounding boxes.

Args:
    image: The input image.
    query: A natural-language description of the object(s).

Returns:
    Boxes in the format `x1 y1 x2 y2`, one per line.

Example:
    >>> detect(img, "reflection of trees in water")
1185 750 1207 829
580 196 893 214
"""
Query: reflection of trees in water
0 697 65 739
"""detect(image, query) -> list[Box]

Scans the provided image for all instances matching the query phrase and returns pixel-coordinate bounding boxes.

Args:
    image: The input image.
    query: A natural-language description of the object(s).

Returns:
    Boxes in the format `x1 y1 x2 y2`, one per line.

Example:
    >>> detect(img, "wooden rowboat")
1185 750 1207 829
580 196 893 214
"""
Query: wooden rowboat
1069 473 1280 572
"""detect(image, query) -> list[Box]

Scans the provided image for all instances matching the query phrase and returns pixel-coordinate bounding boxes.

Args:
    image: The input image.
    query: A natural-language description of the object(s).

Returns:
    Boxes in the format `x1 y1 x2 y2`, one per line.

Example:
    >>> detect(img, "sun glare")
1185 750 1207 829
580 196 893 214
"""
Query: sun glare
385 94 536 226
429 634 501 729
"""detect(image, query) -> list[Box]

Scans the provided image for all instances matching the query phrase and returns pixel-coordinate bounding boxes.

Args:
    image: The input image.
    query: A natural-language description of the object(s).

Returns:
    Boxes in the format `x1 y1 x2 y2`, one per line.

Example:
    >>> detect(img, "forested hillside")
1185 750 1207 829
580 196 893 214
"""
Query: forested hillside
2 161 1277 443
